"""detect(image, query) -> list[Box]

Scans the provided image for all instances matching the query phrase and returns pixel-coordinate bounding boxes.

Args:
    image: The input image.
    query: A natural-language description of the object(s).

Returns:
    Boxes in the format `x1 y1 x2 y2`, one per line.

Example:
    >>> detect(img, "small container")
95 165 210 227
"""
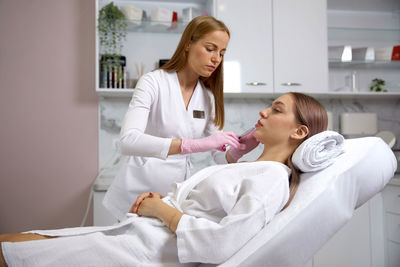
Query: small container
375 47 393 61
340 113 377 136
182 7 202 22
120 5 143 24
159 59 170 67
352 47 374 61
151 7 173 27
328 45 352 62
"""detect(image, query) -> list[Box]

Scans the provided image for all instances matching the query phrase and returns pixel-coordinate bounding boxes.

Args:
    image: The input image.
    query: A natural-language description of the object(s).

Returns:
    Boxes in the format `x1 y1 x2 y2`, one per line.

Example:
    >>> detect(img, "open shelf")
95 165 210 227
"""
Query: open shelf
329 60 400 69
126 19 188 33
96 88 400 99
328 27 400 42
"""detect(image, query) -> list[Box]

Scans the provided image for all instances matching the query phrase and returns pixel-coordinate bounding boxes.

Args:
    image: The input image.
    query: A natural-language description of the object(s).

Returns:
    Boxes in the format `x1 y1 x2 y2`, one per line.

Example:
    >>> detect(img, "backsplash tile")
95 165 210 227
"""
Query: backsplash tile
99 97 400 175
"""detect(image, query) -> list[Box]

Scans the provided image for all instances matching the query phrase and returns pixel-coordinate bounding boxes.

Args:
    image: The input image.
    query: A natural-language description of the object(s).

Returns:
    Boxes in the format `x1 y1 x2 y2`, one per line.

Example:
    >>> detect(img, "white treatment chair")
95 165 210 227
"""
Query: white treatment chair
201 137 397 267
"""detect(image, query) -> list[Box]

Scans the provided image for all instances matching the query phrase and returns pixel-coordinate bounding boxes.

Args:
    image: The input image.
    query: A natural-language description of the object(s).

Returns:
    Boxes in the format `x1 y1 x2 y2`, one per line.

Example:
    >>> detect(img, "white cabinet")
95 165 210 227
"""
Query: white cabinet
306 194 385 267
215 0 328 94
215 0 274 93
383 178 400 267
306 176 400 267
273 0 328 93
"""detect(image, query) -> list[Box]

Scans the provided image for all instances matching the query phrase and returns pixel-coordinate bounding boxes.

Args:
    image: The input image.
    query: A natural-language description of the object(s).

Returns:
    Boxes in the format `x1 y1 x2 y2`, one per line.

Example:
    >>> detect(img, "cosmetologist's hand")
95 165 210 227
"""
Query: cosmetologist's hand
181 132 245 154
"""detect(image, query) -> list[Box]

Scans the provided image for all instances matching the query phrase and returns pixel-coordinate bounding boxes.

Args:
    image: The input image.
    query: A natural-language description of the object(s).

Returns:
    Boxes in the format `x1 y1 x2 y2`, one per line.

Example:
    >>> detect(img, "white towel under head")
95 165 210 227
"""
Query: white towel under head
292 130 345 172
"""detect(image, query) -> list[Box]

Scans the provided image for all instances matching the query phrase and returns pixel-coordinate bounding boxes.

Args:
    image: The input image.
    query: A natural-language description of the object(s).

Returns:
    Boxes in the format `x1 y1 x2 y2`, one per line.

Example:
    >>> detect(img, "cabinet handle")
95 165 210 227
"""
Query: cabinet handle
246 82 267 86
281 82 302 86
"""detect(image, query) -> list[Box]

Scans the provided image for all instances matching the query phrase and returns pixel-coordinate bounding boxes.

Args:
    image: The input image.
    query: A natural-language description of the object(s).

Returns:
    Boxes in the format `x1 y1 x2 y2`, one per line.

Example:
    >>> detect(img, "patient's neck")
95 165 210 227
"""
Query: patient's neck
256 143 296 164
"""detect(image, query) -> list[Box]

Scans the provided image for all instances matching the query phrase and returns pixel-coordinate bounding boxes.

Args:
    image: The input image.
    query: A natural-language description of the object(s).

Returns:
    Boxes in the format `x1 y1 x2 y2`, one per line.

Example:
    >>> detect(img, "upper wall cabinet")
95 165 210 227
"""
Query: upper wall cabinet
273 0 328 93
216 0 274 93
216 0 328 94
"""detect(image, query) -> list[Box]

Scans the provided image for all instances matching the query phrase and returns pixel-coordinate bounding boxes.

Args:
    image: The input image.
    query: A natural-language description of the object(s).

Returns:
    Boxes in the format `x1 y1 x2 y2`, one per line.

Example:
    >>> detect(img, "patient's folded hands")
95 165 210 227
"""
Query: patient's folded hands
129 191 183 232
129 192 163 214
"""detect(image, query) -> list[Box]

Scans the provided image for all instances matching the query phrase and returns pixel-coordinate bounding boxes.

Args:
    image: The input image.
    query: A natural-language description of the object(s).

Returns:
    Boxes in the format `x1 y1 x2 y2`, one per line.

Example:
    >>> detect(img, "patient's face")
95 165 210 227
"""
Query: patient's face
254 94 298 144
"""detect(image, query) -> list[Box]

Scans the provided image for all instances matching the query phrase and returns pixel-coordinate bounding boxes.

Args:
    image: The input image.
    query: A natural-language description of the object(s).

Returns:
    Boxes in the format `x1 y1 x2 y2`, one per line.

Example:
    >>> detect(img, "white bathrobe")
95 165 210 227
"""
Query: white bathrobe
2 161 290 267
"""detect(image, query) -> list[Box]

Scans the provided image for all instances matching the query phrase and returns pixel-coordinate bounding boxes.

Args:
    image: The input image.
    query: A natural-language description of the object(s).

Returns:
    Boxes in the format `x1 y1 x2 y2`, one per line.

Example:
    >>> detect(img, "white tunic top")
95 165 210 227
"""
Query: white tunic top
3 161 290 266
103 69 227 220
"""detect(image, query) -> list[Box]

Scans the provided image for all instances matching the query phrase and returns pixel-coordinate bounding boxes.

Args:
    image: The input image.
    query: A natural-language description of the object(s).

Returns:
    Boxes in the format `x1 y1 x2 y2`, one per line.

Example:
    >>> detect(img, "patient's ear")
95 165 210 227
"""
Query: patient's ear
291 125 309 140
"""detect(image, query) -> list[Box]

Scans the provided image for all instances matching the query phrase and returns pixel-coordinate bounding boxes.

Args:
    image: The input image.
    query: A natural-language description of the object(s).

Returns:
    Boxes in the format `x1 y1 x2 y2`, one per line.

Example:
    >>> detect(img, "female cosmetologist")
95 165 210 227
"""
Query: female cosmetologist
103 16 258 221
0 92 328 266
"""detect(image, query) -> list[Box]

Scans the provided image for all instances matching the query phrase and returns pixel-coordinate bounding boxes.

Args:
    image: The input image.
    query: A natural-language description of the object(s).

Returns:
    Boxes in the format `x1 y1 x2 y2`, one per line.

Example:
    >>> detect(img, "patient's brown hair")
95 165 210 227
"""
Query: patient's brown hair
284 92 328 209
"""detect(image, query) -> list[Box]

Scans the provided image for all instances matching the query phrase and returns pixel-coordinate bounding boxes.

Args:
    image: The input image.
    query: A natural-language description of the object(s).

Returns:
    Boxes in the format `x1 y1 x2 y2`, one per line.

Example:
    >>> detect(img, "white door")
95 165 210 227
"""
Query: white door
273 0 329 93
215 0 274 93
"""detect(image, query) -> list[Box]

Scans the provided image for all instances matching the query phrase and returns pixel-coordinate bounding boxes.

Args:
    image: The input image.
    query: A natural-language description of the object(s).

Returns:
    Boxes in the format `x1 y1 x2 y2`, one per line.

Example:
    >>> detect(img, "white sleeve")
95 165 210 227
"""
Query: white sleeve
204 92 228 164
176 195 265 264
175 173 289 264
119 74 171 159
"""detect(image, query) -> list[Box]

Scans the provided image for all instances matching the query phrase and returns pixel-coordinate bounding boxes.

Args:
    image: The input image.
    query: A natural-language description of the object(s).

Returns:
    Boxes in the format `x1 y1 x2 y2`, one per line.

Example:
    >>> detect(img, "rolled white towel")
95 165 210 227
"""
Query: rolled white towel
292 131 345 172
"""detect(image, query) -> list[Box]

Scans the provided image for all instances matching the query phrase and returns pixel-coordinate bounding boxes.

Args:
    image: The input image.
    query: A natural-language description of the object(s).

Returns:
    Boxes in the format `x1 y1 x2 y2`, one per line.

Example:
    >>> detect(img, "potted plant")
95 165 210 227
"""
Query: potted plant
98 2 127 88
370 78 387 92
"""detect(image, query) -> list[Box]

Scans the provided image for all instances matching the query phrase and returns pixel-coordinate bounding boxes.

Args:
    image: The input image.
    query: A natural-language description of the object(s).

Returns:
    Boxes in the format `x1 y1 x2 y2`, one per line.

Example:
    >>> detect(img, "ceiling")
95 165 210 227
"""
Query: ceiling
328 0 400 12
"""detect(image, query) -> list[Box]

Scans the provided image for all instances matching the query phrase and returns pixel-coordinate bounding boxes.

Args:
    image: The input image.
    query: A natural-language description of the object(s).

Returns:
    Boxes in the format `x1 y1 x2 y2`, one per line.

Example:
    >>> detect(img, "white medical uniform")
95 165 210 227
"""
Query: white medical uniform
103 69 227 220
3 161 290 266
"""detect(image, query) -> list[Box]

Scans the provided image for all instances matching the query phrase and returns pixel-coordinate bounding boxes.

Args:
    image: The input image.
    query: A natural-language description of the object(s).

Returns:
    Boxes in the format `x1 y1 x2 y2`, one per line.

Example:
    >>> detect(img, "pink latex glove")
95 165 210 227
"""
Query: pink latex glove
228 130 260 160
181 132 245 154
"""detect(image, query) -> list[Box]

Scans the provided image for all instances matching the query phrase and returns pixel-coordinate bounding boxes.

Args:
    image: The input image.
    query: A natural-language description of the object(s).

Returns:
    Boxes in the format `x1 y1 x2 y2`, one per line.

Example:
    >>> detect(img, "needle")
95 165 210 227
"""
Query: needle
239 127 256 139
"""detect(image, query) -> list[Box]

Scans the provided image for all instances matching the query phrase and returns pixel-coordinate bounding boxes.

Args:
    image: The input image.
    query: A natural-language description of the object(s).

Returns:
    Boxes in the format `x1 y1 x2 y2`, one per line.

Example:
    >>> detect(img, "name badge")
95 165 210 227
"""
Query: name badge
193 110 205 119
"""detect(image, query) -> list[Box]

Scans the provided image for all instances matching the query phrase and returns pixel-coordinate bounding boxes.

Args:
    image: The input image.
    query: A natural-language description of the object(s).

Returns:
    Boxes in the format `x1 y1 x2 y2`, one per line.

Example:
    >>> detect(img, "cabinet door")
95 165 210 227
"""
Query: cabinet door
215 0 274 93
273 0 328 93
312 202 372 267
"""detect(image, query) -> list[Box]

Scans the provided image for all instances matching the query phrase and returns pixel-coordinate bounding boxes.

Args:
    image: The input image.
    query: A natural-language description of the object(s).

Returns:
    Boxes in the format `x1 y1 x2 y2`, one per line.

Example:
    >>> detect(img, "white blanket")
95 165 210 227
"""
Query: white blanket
3 162 290 266
292 131 344 172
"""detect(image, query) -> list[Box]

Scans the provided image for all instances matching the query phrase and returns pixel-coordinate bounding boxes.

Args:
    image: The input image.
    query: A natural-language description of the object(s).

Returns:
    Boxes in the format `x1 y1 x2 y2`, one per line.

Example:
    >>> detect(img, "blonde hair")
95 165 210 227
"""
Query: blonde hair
159 16 230 130
284 92 328 209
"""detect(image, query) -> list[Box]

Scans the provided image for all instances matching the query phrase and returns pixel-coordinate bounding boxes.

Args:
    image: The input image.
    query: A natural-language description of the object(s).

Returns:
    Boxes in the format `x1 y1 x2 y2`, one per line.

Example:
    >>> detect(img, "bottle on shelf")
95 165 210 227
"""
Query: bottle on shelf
99 55 126 89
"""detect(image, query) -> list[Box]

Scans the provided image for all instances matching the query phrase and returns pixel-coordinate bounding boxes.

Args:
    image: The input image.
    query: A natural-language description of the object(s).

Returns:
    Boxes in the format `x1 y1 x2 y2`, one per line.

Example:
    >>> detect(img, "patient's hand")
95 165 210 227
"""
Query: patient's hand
228 130 260 161
135 197 183 232
129 192 163 213
135 197 164 217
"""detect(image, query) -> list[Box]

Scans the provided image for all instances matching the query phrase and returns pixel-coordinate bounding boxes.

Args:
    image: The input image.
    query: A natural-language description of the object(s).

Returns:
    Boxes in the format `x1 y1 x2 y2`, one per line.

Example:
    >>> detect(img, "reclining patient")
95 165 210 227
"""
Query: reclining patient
0 92 328 267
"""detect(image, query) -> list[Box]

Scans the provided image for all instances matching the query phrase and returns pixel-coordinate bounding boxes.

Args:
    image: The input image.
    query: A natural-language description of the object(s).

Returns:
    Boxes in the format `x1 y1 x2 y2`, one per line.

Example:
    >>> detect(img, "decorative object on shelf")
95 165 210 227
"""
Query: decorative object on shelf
98 2 127 89
370 78 387 92
120 4 143 25
352 47 374 61
376 46 400 61
159 59 170 67
328 45 352 62
98 2 127 56
99 55 126 88
392 45 400 61
182 7 203 23
150 7 173 27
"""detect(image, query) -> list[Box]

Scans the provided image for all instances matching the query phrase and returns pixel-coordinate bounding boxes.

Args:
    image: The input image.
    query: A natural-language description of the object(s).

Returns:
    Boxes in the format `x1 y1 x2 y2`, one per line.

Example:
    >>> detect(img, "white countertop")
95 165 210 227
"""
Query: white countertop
93 175 114 192
389 174 400 186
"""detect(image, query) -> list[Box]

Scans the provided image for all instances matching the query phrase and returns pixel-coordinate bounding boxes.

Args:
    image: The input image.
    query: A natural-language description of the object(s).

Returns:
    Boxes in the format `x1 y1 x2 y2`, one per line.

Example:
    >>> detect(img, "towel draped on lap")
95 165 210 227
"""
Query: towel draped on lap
292 131 345 172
